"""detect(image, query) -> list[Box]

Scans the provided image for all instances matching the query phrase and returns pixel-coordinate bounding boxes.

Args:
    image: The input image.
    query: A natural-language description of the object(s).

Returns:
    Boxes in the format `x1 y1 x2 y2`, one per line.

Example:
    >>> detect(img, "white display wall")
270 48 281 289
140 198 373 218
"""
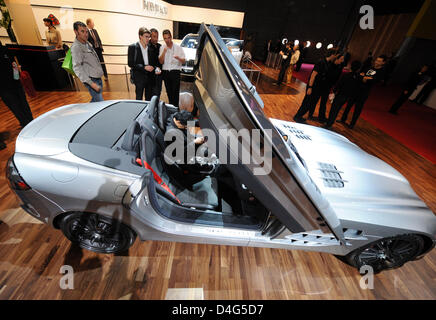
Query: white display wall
27 0 244 74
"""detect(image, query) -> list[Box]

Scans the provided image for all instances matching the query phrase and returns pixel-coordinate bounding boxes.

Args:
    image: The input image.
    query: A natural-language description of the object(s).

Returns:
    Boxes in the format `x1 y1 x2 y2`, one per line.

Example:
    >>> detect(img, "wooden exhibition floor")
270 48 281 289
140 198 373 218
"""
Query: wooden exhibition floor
0 73 435 299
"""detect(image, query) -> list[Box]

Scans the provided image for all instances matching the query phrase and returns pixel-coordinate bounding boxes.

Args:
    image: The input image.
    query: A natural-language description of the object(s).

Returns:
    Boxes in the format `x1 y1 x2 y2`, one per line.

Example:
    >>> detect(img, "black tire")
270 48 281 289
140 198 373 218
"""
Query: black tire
60 212 136 254
336 234 425 273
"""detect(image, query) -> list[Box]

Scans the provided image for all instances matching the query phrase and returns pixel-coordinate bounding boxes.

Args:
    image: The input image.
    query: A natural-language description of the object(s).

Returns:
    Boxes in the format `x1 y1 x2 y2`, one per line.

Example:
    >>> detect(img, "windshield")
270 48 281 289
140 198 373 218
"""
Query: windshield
181 35 199 49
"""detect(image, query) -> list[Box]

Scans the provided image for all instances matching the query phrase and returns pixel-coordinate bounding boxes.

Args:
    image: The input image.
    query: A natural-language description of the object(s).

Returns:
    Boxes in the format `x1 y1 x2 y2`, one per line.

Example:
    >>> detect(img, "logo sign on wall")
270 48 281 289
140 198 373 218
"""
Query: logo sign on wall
143 0 169 17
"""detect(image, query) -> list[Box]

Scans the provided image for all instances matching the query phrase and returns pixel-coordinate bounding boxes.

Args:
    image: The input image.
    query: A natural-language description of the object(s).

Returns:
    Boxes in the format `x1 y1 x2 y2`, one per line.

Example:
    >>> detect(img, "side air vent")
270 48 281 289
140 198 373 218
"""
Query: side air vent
283 124 312 140
318 162 347 188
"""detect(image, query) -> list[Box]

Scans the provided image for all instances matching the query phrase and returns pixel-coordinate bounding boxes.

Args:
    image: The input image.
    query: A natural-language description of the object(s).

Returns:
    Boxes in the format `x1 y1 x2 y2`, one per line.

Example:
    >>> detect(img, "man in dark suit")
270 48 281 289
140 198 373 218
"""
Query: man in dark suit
412 65 436 106
272 42 292 86
295 41 307 72
86 18 107 80
150 28 162 98
128 27 160 101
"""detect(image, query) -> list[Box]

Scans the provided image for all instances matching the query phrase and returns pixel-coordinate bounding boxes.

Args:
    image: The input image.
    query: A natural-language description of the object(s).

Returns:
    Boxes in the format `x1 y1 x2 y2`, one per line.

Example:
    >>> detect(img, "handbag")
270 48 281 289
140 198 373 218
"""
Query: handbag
20 70 37 97
62 49 76 77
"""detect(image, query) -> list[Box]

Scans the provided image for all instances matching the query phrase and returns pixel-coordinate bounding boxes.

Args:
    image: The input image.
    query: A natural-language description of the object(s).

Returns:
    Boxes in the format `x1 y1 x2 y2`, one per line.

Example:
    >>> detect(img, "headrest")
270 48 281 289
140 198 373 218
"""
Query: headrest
121 120 141 151
149 95 159 122
157 101 168 132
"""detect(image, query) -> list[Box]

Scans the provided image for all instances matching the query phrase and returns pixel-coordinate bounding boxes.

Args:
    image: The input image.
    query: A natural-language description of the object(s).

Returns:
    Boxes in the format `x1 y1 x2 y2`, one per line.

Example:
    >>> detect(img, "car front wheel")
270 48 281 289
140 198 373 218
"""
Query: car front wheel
60 212 136 254
338 234 425 273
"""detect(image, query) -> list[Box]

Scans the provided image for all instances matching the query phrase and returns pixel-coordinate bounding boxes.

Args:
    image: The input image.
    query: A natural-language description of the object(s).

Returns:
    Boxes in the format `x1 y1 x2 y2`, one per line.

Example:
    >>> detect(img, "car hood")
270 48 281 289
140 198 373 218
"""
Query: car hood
16 101 114 156
271 119 435 225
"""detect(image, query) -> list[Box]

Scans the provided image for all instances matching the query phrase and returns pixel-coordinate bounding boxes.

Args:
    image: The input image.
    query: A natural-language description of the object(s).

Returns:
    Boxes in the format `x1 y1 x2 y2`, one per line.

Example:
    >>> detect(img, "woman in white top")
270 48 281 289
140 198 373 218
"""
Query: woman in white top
285 45 300 85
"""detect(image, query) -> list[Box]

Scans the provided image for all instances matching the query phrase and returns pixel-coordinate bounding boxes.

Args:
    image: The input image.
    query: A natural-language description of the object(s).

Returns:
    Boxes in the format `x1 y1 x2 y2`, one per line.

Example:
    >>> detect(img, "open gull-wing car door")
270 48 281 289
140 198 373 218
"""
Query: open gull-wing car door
193 24 346 244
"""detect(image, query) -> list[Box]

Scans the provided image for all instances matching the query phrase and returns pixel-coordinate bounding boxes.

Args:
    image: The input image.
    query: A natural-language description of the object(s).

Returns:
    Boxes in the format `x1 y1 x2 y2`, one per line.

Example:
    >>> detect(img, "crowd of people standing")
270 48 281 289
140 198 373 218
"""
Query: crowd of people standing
284 45 436 129
71 20 185 107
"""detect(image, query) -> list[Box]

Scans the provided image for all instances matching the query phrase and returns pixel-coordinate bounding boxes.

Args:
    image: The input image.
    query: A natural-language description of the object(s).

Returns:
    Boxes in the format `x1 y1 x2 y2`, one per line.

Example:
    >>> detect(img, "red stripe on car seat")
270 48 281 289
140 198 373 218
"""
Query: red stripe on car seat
136 158 181 204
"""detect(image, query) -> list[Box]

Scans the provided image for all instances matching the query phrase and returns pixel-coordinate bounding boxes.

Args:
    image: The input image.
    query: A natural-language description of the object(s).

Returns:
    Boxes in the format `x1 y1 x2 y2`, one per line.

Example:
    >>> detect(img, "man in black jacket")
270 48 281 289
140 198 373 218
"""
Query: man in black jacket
295 42 307 72
128 27 160 101
340 55 386 129
314 53 345 123
323 60 362 128
0 41 33 130
273 42 292 86
86 18 107 80
389 64 429 114
293 49 340 123
412 65 436 106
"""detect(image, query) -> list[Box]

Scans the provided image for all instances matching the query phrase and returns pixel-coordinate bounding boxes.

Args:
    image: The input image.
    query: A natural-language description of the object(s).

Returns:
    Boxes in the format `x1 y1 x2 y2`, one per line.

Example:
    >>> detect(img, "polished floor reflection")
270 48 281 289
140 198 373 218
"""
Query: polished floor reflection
0 73 435 299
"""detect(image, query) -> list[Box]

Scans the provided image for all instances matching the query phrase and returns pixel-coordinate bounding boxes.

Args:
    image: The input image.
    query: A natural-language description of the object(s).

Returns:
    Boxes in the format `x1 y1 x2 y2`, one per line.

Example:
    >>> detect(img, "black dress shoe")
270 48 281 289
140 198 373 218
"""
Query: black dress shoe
293 116 306 123
317 117 327 123
321 124 332 129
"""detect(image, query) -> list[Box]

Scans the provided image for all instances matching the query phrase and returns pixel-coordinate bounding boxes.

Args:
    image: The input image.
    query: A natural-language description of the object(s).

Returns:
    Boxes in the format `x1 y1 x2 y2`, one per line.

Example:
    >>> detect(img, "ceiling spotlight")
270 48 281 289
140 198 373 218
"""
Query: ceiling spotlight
294 39 299 46
306 41 311 47
316 42 322 49
327 43 333 49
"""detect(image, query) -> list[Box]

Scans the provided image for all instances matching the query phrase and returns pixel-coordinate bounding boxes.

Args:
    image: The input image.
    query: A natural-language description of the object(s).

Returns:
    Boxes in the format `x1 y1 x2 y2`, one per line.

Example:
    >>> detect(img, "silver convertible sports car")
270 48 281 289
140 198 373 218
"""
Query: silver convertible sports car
7 24 436 273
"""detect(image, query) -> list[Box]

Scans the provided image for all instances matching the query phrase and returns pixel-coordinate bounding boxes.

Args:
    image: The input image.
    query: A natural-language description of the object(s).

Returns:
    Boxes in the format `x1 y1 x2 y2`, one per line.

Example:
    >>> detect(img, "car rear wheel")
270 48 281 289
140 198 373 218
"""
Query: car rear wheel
60 212 136 254
337 234 424 273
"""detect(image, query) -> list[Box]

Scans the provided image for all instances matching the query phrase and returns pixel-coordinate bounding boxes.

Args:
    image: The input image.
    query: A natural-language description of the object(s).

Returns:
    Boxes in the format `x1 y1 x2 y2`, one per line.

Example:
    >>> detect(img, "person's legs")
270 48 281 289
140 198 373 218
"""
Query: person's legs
295 60 302 72
416 84 435 105
166 70 180 106
95 48 108 78
163 71 174 105
294 90 312 121
134 79 146 101
294 96 309 121
325 95 347 127
349 96 367 128
317 86 330 121
277 64 288 85
85 78 104 102
285 65 293 84
171 70 181 107
340 97 356 122
144 77 154 101
389 92 409 114
307 86 322 119
0 88 30 127
16 85 33 124
152 74 163 98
